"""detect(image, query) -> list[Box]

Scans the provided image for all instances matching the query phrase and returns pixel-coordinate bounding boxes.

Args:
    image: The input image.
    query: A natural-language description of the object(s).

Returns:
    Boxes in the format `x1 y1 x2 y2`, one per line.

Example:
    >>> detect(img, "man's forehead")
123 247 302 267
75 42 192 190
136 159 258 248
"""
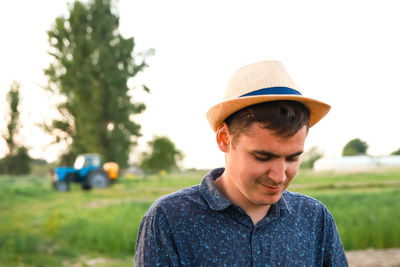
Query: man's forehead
232 124 306 155
238 123 308 141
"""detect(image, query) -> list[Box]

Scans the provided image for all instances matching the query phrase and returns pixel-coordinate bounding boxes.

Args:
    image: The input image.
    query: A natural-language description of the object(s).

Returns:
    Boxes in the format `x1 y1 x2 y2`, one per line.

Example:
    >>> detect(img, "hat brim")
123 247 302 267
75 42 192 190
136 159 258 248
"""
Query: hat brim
206 95 331 132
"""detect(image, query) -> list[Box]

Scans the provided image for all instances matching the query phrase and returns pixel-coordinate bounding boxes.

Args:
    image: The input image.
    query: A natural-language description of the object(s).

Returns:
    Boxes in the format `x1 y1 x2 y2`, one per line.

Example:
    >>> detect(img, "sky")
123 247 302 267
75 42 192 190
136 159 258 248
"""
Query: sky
1 0 400 169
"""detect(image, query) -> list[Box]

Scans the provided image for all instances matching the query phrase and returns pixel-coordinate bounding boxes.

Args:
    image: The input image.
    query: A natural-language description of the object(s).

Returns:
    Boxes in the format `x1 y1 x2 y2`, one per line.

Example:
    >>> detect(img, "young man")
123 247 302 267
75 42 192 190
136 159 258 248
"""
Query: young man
135 60 348 266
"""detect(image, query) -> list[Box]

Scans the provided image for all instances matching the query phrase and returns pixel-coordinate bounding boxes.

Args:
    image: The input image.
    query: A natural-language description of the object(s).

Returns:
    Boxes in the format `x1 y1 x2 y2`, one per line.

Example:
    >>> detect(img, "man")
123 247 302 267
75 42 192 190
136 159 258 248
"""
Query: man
135 60 348 266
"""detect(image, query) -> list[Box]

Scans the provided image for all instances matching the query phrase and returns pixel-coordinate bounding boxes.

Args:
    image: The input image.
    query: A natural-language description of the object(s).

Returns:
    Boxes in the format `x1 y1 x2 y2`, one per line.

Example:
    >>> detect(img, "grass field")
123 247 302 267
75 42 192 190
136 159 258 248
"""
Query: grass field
1 169 400 266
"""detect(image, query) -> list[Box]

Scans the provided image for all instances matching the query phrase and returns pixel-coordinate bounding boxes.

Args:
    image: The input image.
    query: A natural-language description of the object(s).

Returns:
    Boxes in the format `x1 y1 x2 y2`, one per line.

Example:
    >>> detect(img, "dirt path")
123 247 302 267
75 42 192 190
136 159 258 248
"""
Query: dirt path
346 248 400 267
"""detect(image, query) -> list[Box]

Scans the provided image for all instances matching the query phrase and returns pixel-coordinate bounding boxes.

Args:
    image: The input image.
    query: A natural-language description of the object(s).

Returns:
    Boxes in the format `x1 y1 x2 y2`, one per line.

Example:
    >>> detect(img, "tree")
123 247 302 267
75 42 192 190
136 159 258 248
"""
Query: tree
140 136 184 173
4 81 20 156
0 81 31 174
300 146 323 169
342 138 368 156
44 0 152 167
391 148 400 155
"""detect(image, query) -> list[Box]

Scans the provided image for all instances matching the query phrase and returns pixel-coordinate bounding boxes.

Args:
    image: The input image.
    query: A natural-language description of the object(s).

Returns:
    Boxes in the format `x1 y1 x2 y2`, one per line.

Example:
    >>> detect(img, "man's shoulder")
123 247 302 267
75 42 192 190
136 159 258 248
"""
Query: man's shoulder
144 185 203 217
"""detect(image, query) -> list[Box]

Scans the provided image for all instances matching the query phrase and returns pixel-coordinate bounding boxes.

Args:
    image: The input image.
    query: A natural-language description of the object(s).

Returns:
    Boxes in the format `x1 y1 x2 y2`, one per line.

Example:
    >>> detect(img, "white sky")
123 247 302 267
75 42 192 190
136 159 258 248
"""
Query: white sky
1 0 400 169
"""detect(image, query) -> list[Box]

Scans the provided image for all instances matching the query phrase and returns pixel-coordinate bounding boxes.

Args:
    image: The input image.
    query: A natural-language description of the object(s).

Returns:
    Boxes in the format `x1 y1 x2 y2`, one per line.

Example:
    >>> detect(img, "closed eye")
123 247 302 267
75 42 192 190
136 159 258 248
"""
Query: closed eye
286 156 300 162
254 155 272 162
251 150 303 163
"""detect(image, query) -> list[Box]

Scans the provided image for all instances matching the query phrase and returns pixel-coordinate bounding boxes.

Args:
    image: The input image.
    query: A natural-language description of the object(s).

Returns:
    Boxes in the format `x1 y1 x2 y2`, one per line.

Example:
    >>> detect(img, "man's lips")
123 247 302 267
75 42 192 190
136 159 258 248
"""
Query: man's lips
259 183 282 193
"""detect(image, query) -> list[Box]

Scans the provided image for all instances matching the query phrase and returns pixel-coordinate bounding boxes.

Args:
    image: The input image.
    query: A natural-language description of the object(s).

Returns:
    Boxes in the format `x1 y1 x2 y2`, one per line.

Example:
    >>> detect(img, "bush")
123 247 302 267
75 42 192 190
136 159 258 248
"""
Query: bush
0 147 31 175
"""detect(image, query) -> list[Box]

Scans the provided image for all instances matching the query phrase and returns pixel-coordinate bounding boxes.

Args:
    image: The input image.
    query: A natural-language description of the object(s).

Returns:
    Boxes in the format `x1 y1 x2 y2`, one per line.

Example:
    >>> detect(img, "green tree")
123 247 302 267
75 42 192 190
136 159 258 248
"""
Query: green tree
391 148 400 155
44 0 152 167
4 81 20 156
0 81 31 174
342 138 368 156
300 146 323 169
140 136 184 173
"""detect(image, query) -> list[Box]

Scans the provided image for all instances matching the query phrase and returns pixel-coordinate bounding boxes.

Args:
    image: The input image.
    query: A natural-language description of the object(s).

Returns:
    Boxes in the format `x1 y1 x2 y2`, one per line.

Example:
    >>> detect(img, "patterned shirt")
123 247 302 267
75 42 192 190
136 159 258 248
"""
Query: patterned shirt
134 168 348 266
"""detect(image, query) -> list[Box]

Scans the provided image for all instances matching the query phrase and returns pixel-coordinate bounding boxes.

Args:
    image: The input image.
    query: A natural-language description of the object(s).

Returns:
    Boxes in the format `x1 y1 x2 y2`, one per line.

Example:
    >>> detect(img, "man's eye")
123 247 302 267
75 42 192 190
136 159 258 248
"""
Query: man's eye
287 157 299 162
255 156 271 162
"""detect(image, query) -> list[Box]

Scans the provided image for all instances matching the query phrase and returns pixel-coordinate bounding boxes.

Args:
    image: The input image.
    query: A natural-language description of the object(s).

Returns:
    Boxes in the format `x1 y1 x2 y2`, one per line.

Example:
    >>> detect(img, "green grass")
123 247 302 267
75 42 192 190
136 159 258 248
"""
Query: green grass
1 169 400 266
318 190 400 250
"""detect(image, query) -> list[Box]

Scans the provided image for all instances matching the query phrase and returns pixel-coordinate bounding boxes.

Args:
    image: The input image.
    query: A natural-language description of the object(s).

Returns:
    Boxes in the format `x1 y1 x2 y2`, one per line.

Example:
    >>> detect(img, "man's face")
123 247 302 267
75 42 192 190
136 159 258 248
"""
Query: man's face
223 123 307 209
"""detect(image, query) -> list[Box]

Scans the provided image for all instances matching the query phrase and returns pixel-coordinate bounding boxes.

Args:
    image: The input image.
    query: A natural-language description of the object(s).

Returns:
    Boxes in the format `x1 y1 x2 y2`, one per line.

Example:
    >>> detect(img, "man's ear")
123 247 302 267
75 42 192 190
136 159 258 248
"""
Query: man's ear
216 122 231 153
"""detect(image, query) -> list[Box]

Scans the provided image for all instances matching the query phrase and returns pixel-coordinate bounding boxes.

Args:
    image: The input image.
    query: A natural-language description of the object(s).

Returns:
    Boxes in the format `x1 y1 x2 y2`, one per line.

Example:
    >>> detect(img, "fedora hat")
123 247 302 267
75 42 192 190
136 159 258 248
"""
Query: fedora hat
206 60 331 131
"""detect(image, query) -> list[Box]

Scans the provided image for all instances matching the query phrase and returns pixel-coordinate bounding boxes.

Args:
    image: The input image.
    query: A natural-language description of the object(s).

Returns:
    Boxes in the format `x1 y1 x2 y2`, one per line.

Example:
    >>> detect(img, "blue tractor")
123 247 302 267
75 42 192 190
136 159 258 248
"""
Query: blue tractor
51 153 119 191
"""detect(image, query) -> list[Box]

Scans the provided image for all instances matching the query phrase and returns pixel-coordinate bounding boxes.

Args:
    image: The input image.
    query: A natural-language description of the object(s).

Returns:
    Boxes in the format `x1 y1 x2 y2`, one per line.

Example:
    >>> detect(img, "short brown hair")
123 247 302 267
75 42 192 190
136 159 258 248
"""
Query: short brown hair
225 100 310 139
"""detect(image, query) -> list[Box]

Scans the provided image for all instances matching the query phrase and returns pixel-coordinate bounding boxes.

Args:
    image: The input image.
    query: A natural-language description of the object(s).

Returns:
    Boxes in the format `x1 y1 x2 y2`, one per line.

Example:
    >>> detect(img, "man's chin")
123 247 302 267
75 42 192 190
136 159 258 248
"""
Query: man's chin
251 201 275 208
257 193 283 206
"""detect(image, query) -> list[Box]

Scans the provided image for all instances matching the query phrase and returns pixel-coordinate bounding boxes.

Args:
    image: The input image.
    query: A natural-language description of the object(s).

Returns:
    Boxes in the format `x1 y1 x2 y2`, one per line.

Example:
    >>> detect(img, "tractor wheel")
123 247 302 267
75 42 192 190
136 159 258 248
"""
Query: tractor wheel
54 180 70 192
88 169 110 189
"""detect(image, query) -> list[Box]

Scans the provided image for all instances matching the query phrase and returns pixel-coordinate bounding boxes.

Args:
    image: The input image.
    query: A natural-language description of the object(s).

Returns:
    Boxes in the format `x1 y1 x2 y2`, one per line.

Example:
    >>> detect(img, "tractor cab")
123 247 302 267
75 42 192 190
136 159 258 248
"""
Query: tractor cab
73 154 102 179
74 154 101 169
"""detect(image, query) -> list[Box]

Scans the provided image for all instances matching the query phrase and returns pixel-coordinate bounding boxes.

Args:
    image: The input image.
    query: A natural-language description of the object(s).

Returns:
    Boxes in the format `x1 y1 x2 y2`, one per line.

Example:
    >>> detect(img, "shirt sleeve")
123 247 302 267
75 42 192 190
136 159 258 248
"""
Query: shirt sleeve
322 211 349 267
134 210 180 267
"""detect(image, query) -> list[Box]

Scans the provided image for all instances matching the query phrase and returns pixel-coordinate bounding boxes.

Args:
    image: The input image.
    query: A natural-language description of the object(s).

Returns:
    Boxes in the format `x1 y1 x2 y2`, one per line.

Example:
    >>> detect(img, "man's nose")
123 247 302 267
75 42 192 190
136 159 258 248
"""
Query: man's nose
267 159 286 184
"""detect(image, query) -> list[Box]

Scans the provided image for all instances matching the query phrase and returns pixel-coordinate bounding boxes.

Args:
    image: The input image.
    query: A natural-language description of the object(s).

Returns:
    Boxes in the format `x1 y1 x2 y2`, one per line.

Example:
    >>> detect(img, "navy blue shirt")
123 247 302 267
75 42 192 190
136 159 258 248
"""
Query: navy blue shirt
135 168 348 266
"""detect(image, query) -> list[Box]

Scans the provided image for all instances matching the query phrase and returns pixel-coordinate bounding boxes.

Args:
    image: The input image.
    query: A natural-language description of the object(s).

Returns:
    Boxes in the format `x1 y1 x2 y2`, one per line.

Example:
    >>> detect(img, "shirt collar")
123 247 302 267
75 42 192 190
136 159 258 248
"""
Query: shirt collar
199 168 232 211
274 192 294 215
199 168 294 215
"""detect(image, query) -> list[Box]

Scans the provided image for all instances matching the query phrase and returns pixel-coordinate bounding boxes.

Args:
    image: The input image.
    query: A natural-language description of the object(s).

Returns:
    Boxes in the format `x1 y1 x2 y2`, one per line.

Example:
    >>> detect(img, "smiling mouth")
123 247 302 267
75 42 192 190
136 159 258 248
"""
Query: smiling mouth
259 183 282 192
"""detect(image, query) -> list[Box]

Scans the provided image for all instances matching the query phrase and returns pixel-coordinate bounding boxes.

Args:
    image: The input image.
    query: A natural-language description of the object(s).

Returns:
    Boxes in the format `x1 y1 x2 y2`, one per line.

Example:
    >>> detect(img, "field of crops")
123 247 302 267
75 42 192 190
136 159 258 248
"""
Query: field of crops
1 169 400 266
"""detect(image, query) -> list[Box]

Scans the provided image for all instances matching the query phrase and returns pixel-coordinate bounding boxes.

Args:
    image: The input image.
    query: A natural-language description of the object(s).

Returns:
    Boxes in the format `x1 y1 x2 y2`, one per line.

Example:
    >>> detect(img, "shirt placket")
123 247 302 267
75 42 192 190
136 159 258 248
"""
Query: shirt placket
249 205 282 266
251 222 274 267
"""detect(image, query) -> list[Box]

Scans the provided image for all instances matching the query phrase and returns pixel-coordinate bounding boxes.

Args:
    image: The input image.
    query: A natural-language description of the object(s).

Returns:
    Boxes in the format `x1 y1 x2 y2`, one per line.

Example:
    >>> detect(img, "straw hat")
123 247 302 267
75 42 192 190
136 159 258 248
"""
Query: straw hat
206 60 331 131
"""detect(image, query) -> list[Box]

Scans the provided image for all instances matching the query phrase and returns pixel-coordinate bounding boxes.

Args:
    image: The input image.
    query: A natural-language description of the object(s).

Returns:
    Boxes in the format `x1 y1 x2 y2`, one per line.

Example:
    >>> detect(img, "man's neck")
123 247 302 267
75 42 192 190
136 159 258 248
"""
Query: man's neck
215 173 271 226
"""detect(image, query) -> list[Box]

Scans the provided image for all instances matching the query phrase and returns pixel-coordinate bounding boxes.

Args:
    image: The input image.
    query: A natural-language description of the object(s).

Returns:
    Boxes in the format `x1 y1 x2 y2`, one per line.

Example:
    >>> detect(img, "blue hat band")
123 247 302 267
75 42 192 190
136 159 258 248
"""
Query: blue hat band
240 87 302 97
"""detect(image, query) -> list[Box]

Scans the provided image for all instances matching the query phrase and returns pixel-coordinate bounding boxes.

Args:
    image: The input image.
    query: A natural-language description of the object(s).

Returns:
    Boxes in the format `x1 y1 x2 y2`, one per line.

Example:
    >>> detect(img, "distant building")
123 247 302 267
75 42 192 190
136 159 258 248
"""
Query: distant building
121 165 144 177
313 155 400 172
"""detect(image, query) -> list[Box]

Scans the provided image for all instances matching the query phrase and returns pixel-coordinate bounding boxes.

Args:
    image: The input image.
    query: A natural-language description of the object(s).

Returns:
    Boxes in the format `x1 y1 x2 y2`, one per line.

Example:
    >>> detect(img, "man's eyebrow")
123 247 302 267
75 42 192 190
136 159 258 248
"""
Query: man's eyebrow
252 150 304 158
